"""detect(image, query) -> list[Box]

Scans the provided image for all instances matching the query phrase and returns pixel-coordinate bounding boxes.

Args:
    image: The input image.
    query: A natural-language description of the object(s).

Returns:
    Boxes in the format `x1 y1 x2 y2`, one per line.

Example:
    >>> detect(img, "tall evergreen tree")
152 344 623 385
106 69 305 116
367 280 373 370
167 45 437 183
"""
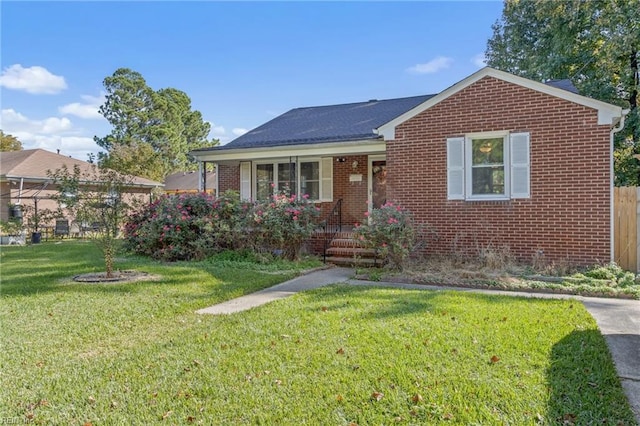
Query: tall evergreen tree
94 68 217 181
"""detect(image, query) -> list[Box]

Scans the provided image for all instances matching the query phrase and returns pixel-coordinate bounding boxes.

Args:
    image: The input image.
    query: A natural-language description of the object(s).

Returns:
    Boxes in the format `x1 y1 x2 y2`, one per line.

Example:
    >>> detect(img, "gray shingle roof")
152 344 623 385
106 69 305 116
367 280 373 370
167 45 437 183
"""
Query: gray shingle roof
207 94 435 151
0 149 162 187
544 79 579 94
195 75 580 154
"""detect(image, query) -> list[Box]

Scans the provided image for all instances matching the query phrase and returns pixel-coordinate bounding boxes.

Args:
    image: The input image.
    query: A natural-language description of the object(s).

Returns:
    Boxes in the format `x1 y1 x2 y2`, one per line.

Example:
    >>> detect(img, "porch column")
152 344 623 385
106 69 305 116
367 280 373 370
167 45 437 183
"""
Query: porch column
198 161 204 192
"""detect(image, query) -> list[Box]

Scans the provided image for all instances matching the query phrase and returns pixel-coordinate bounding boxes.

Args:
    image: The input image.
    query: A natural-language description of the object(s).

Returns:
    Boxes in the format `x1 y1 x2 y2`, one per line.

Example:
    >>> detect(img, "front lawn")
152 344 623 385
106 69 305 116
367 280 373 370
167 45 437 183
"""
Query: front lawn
0 242 636 424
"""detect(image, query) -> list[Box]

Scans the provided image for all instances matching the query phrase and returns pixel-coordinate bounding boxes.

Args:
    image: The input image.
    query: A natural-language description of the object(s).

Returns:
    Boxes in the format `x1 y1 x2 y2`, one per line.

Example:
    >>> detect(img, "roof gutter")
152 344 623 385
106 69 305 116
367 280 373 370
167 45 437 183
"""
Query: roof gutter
610 109 629 262
1 174 163 190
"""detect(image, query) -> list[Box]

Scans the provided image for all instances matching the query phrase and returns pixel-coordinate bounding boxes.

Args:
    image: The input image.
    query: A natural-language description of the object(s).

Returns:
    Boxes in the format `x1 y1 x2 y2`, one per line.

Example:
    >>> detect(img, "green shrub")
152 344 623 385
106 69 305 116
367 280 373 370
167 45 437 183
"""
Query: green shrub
566 263 637 289
124 191 320 262
246 192 321 260
584 263 622 280
354 202 417 270
123 191 245 261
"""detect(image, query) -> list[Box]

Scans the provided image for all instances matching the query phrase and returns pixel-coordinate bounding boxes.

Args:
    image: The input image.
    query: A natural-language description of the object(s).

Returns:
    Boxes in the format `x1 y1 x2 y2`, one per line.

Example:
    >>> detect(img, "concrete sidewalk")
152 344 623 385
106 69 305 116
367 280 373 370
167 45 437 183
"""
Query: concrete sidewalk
196 267 640 422
195 267 353 315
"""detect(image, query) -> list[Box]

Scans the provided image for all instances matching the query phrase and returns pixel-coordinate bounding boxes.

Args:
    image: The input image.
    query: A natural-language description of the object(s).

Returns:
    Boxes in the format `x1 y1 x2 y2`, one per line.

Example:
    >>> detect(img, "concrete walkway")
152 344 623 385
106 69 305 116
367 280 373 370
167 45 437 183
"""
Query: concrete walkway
196 267 640 422
195 267 353 315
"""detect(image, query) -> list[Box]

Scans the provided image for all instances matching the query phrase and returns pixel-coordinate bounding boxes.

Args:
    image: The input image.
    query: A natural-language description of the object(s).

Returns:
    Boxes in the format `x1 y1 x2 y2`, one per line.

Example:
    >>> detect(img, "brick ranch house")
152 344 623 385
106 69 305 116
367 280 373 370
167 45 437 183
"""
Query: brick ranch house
191 67 626 266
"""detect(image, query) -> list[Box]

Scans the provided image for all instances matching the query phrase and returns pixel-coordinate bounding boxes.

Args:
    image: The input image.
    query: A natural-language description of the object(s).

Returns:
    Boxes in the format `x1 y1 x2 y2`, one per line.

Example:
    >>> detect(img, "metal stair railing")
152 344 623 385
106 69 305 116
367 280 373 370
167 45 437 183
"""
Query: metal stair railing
321 199 342 263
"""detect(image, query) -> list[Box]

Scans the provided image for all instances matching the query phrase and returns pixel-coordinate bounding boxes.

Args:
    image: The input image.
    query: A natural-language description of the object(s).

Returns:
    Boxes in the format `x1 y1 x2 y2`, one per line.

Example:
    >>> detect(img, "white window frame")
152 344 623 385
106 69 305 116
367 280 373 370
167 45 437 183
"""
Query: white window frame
252 157 330 202
447 131 530 201
465 131 510 201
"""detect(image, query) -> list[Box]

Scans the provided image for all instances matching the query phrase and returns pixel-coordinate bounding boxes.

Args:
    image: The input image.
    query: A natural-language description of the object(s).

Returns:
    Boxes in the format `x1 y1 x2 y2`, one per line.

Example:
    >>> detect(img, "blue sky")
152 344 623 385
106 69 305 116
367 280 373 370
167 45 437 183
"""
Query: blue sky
1 1 504 160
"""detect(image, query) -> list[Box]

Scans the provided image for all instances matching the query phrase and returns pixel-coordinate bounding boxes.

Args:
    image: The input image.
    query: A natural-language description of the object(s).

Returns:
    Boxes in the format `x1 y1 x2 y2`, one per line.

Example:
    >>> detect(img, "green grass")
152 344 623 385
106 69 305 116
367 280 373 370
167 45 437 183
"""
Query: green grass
1 242 636 425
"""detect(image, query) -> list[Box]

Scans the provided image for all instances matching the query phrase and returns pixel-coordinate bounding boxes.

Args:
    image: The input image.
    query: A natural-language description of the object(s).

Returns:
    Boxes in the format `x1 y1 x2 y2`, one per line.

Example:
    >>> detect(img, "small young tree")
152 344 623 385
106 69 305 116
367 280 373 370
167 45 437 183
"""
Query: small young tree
48 164 146 277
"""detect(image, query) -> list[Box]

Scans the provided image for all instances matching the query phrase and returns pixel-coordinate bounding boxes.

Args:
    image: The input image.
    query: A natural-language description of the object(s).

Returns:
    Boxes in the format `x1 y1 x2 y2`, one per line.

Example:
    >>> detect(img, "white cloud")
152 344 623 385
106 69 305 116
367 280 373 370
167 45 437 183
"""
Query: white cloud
0 64 67 94
41 117 72 134
406 56 454 74
19 134 97 161
472 53 487 68
204 121 249 145
0 108 99 160
1 108 71 134
210 124 226 136
59 94 105 119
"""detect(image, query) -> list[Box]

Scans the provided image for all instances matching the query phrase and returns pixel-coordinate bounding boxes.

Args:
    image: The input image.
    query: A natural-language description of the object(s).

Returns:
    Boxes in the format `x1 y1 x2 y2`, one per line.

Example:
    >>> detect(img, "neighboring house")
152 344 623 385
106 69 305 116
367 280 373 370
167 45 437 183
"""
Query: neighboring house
0 149 162 235
164 170 216 195
191 67 626 266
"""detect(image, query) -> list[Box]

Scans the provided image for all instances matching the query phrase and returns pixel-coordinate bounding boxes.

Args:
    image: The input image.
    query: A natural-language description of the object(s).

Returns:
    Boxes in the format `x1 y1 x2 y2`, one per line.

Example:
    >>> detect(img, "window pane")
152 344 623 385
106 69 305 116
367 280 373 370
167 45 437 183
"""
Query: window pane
256 164 274 200
301 181 319 200
300 161 319 200
278 163 296 195
471 137 505 196
472 167 505 195
301 162 319 180
472 138 503 165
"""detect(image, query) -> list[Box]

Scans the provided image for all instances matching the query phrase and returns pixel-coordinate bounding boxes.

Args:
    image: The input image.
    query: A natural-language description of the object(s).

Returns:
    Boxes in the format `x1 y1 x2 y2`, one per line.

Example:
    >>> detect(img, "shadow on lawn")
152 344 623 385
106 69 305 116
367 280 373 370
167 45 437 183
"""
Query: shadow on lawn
546 330 636 424
0 255 205 296
304 284 438 319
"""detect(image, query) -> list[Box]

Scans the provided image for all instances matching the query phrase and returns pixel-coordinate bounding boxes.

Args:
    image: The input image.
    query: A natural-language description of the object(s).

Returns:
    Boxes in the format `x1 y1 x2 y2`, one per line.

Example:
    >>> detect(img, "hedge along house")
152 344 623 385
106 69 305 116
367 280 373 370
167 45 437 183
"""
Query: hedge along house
191 67 626 266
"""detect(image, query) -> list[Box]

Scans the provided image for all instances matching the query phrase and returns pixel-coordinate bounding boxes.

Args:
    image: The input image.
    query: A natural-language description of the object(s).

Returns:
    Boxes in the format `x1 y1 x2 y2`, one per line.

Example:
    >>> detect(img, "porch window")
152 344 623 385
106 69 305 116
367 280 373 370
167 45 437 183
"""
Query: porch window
447 132 530 201
256 164 274 201
278 163 297 195
249 158 331 202
300 161 320 200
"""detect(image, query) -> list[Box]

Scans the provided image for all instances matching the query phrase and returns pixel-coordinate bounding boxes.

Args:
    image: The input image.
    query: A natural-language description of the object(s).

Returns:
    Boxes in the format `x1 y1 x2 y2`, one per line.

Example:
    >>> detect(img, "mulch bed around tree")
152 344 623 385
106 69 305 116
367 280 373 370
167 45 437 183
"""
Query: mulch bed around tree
73 270 159 283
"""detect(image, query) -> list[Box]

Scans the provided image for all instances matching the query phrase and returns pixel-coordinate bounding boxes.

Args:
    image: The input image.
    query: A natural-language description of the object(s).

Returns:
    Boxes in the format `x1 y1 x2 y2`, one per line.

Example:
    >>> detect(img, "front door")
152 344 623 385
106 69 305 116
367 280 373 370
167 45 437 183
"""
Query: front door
370 158 387 209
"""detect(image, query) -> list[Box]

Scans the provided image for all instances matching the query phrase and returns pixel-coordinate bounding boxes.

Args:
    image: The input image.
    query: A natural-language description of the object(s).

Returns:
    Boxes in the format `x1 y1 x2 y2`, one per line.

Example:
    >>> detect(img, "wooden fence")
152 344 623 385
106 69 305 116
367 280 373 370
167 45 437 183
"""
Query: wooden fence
614 186 639 272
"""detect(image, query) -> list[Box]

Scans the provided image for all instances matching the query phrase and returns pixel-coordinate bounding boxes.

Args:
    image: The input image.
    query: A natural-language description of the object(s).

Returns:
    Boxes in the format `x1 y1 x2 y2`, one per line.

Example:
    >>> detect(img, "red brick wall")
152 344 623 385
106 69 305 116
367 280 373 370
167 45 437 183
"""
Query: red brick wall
388 76 612 266
330 155 369 225
218 164 240 194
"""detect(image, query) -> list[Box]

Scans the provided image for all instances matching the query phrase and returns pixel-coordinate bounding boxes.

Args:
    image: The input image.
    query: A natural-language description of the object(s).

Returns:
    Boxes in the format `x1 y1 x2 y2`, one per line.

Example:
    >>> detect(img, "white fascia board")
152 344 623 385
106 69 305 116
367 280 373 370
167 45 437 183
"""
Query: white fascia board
376 67 624 140
191 139 386 162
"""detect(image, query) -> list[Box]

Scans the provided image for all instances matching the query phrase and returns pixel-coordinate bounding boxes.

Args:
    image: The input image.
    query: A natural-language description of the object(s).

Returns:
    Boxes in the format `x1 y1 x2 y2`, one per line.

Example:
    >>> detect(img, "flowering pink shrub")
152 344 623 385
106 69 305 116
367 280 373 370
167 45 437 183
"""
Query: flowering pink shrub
123 191 245 261
124 190 320 261
247 192 321 259
354 202 417 270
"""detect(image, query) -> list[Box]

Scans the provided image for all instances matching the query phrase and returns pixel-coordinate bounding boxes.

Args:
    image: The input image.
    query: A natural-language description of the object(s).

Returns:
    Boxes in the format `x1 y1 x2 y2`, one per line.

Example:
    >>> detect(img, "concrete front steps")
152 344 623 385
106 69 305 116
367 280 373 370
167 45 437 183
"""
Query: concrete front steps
324 231 380 267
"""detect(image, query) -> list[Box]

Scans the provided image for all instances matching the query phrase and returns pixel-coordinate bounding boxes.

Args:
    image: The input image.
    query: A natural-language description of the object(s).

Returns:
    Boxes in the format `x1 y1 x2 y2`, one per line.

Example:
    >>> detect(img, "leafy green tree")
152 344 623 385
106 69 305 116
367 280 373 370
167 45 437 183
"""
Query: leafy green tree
486 0 639 185
48 164 147 277
0 130 23 151
94 68 217 181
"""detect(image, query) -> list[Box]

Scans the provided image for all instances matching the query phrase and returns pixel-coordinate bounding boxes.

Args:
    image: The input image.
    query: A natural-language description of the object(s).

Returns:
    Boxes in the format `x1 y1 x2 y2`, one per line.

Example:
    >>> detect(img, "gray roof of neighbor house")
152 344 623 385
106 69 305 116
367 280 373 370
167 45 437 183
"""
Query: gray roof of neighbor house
200 94 435 151
193 76 579 153
0 149 162 188
164 170 216 191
